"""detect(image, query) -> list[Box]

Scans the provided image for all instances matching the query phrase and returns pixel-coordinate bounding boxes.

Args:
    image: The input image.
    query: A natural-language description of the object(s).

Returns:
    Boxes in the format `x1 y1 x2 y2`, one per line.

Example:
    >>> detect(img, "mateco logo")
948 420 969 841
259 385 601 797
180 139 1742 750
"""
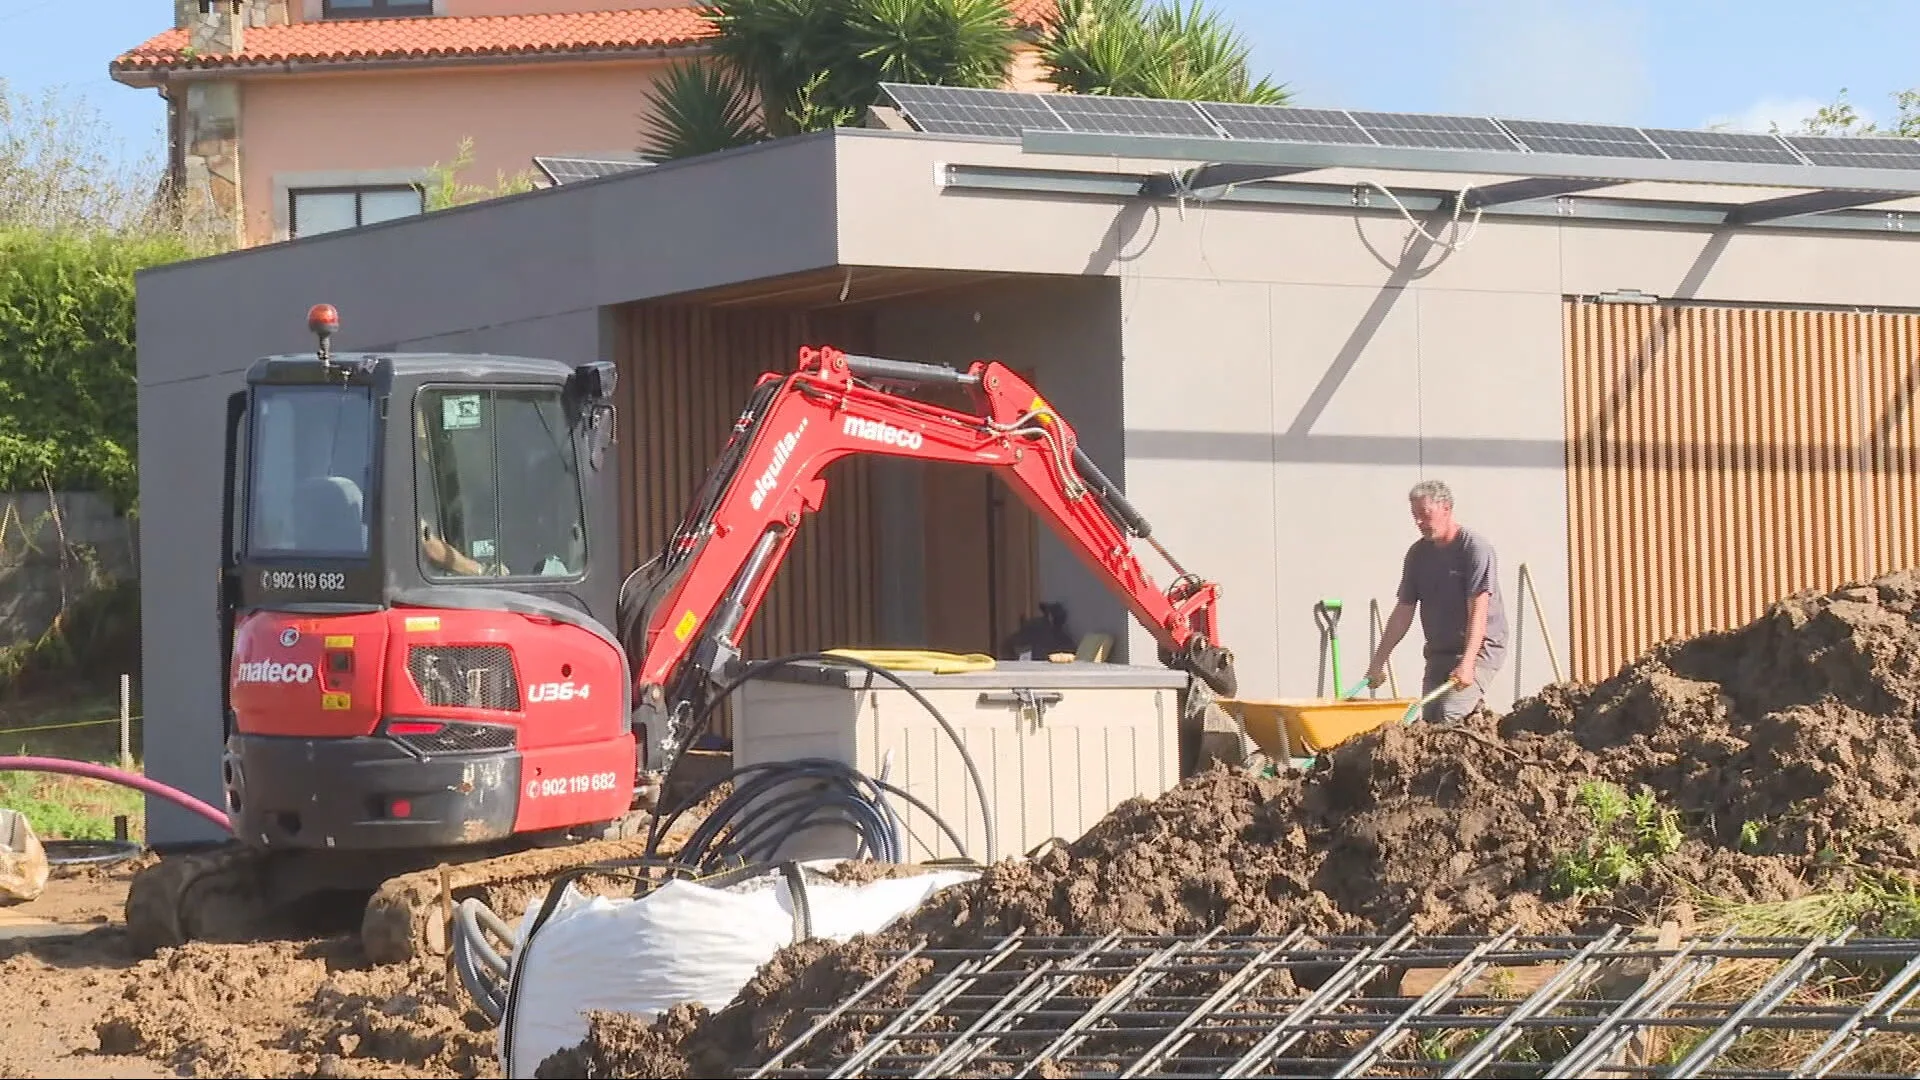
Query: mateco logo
843 416 924 450
749 418 807 511
236 660 315 685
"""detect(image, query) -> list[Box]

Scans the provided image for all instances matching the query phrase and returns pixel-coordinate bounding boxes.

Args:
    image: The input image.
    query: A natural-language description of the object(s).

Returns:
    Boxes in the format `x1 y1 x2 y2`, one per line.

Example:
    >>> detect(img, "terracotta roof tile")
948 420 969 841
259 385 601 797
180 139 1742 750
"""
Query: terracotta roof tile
112 3 1058 75
1008 0 1059 26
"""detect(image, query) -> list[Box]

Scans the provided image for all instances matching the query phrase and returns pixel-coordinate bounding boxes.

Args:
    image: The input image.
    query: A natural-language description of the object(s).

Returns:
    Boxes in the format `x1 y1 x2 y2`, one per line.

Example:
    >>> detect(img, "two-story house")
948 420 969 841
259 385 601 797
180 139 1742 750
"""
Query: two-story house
111 1 1058 248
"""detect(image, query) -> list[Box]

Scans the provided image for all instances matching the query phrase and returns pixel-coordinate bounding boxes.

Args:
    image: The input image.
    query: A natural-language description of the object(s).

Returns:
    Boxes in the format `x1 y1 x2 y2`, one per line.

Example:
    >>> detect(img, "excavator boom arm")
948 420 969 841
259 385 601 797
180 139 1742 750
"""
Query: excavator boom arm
632 346 1237 753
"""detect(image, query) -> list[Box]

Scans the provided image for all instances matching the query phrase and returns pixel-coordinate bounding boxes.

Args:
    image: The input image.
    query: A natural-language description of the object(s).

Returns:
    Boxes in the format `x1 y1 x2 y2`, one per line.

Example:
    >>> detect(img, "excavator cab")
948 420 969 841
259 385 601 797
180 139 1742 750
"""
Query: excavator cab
221 305 621 622
214 304 636 856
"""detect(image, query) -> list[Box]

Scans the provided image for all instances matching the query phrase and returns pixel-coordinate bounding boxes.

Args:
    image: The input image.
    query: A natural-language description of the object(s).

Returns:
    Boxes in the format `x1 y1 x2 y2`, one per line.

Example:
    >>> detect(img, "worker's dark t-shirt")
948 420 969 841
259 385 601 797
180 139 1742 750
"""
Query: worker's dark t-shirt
1397 526 1509 669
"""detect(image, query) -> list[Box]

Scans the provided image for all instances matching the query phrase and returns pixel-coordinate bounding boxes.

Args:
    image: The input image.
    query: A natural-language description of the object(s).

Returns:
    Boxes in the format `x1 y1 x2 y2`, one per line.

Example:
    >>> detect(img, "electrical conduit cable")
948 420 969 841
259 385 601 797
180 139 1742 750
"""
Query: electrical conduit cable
0 756 232 834
661 758 973 873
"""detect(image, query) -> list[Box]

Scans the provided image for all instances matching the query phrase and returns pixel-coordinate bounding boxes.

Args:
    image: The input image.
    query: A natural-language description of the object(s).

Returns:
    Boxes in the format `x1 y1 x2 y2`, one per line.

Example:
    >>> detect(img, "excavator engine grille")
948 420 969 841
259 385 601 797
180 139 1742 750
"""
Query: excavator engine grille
392 721 517 755
407 645 521 711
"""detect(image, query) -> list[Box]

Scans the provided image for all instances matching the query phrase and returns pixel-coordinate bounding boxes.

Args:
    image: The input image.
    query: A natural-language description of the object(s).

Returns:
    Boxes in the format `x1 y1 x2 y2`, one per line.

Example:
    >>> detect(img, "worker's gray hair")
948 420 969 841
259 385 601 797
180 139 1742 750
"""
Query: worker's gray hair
1408 479 1453 507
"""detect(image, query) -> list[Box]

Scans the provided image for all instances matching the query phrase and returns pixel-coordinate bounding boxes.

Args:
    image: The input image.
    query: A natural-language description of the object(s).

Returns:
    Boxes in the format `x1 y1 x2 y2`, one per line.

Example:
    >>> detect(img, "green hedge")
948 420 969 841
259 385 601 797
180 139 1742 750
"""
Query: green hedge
0 228 202 512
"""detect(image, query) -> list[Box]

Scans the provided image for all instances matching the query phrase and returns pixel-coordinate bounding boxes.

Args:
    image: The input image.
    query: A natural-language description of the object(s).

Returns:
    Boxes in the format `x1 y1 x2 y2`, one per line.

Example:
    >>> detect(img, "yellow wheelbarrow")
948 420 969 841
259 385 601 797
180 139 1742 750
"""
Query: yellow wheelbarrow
1219 680 1453 770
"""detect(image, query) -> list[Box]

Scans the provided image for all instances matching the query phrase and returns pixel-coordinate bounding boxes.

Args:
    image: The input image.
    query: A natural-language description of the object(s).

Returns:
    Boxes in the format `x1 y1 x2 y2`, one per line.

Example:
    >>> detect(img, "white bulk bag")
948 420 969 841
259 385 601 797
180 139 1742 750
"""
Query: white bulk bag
498 861 977 1078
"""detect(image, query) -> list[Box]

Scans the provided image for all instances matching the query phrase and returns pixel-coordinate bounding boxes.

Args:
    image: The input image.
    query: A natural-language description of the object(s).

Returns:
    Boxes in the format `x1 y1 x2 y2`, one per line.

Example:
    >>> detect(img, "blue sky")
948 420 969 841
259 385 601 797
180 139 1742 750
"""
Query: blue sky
2 0 1914 171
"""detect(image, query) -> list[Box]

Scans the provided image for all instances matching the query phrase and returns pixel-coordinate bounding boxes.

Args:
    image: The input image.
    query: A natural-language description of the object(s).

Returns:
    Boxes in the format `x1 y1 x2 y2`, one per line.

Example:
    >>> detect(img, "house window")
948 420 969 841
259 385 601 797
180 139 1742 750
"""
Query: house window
288 185 424 238
321 0 434 18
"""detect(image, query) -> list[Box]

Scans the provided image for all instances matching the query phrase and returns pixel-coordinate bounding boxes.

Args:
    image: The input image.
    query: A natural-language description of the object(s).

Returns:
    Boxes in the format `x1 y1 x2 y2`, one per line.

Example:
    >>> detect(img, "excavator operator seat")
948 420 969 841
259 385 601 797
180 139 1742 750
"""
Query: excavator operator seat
290 474 367 555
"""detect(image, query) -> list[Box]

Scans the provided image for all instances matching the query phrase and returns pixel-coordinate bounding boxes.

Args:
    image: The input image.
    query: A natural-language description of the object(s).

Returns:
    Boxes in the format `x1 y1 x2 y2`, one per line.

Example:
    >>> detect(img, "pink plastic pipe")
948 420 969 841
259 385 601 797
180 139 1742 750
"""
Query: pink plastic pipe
0 755 232 834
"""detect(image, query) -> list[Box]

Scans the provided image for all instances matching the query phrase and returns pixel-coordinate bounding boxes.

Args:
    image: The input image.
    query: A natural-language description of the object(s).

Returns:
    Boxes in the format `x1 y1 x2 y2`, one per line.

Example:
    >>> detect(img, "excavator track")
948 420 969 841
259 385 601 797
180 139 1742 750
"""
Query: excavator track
360 835 658 965
126 813 705 964
125 842 286 957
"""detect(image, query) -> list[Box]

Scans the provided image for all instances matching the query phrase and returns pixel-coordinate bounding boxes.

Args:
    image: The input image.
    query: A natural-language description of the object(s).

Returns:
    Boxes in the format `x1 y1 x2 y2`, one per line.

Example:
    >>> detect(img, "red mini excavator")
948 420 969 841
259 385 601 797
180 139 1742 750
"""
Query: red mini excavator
126 304 1238 961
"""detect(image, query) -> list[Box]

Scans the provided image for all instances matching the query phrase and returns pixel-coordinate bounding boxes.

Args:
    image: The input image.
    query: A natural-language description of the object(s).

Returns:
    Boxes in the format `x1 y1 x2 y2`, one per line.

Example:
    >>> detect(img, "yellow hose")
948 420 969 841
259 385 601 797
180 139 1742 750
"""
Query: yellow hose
823 648 998 674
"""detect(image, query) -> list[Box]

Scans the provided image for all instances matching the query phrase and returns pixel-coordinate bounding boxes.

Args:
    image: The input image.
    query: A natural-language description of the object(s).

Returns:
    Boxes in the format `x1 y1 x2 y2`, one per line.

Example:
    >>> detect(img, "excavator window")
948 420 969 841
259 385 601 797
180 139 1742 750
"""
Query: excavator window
413 386 588 581
246 383 374 558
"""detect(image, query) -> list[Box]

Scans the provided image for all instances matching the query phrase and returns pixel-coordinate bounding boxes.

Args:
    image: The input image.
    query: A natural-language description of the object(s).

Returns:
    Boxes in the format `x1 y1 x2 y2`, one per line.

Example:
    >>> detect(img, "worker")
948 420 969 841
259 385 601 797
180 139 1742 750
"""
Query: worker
1361 479 1509 724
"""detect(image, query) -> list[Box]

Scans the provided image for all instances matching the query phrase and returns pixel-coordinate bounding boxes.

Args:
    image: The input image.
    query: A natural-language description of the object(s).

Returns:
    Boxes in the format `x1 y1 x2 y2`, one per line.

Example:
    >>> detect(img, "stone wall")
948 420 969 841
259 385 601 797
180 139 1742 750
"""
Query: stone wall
0 493 138 653
169 0 293 248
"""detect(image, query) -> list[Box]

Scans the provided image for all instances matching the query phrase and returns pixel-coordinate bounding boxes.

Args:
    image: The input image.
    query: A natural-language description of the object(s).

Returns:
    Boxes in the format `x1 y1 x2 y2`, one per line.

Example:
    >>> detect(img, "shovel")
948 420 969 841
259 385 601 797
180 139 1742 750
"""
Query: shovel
1313 599 1346 696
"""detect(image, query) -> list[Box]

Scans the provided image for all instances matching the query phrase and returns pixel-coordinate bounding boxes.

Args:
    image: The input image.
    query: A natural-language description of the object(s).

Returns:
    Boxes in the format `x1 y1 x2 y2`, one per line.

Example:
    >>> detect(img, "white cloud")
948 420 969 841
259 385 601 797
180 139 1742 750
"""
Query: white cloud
1704 96 1847 135
1443 0 1654 125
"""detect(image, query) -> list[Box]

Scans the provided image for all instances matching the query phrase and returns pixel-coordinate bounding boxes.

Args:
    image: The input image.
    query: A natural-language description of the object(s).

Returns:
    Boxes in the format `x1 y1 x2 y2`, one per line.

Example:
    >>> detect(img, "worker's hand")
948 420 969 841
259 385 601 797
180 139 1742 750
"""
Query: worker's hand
1449 661 1476 690
1363 663 1387 690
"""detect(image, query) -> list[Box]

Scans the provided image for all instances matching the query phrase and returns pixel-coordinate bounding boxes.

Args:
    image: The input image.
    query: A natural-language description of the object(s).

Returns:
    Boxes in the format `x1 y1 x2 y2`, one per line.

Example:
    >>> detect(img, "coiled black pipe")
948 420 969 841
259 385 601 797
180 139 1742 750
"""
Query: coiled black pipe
643 650 998 866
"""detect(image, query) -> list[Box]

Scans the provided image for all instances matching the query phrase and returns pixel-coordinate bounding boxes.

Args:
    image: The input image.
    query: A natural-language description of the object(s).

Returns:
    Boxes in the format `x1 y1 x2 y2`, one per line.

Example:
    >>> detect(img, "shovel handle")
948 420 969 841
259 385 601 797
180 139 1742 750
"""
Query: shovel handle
1402 683 1454 724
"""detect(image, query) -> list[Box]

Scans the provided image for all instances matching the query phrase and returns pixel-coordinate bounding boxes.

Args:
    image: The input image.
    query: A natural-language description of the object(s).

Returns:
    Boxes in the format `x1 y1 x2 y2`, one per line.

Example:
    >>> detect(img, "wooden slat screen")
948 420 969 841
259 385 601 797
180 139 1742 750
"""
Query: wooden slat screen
617 302 882 736
1565 299 1920 682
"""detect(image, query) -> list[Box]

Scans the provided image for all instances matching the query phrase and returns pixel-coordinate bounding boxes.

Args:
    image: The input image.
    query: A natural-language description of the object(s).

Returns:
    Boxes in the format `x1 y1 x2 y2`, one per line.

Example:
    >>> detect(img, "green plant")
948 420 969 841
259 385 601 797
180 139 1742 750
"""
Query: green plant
0 227 205 510
417 136 542 211
1038 0 1288 103
1785 87 1920 138
639 61 769 160
1548 780 1684 898
641 0 1022 158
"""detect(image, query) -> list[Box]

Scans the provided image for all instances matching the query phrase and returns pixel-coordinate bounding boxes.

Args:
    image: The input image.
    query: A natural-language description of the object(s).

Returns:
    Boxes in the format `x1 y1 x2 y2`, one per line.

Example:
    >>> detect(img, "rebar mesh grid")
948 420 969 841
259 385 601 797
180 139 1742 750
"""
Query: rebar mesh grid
748 926 1920 1079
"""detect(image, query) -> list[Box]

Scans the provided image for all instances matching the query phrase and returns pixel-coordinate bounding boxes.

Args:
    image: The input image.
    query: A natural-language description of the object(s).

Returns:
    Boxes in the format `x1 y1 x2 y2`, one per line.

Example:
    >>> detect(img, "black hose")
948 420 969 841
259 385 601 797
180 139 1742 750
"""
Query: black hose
451 897 510 1024
42 838 143 867
651 758 979 879
674 761 902 867
645 650 998 865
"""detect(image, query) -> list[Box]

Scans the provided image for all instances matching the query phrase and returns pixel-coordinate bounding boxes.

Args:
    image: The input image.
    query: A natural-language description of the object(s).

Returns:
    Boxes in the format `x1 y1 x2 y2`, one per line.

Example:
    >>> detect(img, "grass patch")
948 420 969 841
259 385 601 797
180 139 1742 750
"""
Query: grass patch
0 768 141 841
0 685 143 841
1696 870 1920 939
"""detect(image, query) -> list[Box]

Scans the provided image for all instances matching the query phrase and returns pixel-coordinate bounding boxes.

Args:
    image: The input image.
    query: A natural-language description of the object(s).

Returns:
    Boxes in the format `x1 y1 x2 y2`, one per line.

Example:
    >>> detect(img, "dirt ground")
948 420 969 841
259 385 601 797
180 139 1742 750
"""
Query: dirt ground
1 853 501 1080
10 570 1920 1078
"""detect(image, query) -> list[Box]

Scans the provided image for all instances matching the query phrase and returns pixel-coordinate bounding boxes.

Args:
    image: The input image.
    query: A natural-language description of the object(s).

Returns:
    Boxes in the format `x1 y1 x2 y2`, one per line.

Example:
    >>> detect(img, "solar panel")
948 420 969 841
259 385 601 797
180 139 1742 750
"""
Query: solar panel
1346 110 1523 151
533 156 652 185
878 83 1066 139
1498 119 1667 160
872 83 1920 188
1640 127 1802 165
1197 104 1375 145
1042 94 1217 137
1783 134 1920 170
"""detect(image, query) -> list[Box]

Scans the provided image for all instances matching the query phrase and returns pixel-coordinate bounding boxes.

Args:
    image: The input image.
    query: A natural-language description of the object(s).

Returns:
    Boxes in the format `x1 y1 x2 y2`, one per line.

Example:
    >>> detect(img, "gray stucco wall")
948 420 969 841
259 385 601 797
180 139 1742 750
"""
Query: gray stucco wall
1116 277 1568 711
135 135 842 845
870 275 1128 654
832 129 1920 711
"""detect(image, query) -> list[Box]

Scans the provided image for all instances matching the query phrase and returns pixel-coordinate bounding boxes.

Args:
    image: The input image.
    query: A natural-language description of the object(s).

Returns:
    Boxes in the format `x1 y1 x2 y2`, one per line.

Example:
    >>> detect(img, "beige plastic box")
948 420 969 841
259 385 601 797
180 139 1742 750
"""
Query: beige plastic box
731 659 1188 865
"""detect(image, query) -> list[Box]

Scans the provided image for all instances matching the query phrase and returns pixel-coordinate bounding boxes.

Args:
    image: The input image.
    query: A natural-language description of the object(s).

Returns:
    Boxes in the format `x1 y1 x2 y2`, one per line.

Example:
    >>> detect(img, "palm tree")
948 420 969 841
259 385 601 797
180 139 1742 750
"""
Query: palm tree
639 0 1021 159
636 0 1287 161
1040 0 1288 104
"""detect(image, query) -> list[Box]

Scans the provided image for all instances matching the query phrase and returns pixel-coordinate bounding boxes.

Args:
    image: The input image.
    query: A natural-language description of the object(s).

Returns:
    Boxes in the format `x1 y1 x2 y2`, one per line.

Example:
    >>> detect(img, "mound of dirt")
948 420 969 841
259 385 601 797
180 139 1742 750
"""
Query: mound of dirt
547 569 1920 1077
91 935 500 1079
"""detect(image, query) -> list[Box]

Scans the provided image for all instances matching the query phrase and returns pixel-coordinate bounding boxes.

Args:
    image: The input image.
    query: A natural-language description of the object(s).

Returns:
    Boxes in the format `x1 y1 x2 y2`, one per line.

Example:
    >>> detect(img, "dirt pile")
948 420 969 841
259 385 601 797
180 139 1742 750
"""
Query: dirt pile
86 933 499 1079
551 569 1920 1077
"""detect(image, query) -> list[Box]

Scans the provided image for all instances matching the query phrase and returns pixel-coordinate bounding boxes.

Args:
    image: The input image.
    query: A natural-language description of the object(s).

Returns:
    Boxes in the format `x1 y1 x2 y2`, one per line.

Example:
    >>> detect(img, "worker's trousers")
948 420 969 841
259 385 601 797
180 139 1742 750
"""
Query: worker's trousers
1419 653 1498 724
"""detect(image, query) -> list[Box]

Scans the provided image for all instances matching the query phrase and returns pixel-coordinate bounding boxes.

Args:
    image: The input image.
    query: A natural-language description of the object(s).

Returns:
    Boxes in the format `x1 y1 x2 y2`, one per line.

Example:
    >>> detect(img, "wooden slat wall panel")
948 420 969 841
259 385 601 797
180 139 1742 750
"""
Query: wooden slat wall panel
1565 300 1920 683
618 302 880 739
